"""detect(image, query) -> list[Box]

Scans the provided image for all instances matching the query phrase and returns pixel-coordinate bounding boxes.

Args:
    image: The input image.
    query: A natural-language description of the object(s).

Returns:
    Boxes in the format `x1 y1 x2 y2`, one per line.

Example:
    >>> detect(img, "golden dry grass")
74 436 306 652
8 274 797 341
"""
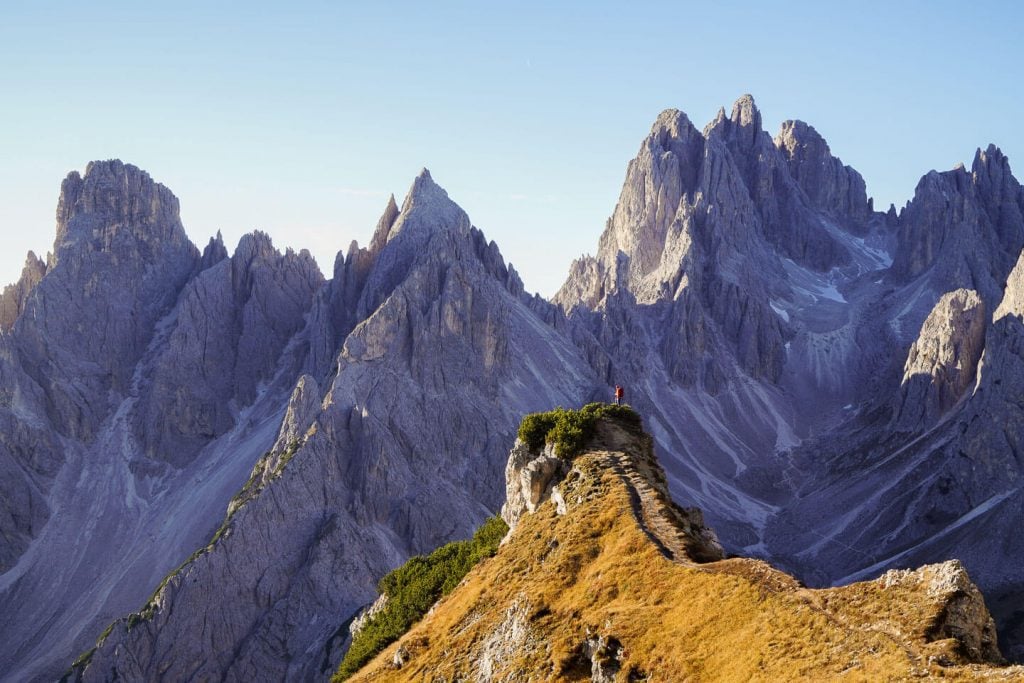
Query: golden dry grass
350 440 1023 682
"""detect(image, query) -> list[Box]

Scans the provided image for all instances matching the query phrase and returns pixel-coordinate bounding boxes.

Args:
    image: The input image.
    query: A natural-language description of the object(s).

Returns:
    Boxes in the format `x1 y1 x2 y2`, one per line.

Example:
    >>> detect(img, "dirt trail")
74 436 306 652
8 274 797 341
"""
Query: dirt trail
602 450 695 562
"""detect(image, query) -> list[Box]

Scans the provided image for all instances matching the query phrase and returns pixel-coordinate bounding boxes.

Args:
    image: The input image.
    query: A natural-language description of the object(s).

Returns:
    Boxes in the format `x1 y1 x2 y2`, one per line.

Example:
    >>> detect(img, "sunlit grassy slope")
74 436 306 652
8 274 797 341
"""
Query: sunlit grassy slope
349 418 1022 682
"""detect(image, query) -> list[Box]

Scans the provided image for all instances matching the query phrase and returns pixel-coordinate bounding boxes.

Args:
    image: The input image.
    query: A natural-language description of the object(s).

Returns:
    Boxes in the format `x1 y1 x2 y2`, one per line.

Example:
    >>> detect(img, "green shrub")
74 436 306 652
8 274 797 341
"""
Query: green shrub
332 515 509 681
517 411 558 451
516 403 641 459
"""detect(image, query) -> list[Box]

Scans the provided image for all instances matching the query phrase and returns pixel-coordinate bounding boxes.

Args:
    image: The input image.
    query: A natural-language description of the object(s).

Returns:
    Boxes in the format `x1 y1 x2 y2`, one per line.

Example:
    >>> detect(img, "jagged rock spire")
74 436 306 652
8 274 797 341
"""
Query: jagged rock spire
53 160 189 265
890 144 1024 304
0 250 47 331
775 119 871 227
200 230 228 269
729 93 763 148
369 193 400 253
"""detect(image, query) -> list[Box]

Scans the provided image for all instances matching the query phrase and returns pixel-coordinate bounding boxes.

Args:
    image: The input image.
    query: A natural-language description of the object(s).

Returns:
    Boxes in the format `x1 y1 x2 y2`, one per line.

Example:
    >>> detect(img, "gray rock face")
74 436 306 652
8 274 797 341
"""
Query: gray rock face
271 374 321 453
68 169 601 683
0 163 324 682
704 95 852 270
131 231 323 466
890 145 1024 305
775 119 872 232
895 289 986 429
0 251 46 331
0 161 202 581
995 249 1024 320
0 365 63 571
556 100 790 391
501 439 566 531
15 160 199 441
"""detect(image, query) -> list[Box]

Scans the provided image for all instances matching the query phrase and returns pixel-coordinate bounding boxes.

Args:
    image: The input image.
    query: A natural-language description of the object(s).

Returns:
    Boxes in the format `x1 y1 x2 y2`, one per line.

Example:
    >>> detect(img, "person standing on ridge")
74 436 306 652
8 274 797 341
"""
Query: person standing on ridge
614 385 624 405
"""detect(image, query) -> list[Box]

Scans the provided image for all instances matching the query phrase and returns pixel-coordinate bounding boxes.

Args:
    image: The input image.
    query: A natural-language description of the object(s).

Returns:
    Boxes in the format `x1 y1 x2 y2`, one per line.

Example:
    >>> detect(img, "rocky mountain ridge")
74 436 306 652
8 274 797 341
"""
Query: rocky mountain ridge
45 166 600 683
1 94 1024 680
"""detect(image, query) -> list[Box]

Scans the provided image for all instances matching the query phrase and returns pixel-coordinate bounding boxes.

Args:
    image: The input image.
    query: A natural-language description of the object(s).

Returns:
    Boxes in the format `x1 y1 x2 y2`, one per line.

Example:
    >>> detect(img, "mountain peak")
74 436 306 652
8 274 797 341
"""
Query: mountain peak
648 109 700 148
234 230 277 262
730 93 762 130
54 159 187 262
0 250 47 331
652 107 691 131
407 167 440 200
701 94 764 150
397 167 458 218
369 193 400 253
776 119 829 153
389 169 469 243
972 143 1011 178
200 231 228 269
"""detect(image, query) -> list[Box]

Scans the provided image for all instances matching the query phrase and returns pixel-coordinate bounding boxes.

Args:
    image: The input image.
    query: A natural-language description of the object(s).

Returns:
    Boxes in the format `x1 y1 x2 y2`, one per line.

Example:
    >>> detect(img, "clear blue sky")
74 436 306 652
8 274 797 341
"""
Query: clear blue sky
1 1 1021 296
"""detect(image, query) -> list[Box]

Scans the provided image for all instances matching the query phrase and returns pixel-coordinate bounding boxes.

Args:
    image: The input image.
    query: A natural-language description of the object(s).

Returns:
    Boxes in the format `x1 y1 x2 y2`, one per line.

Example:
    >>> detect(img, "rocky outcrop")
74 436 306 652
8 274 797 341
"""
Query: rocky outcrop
348 594 388 643
271 374 321 453
890 145 1024 306
130 232 323 466
14 161 199 441
0 252 46 331
995 250 1024 321
881 560 1002 663
775 119 872 232
895 289 987 429
501 440 567 530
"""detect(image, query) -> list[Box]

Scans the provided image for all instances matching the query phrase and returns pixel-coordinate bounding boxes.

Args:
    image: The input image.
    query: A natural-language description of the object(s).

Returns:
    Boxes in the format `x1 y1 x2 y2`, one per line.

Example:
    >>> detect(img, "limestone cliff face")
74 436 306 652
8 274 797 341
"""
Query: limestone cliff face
556 98 794 392
130 231 323 466
15 160 200 441
0 162 201 578
775 119 872 231
349 416 1017 682
704 95 852 270
895 289 987 429
890 145 1024 306
0 251 46 331
0 344 63 571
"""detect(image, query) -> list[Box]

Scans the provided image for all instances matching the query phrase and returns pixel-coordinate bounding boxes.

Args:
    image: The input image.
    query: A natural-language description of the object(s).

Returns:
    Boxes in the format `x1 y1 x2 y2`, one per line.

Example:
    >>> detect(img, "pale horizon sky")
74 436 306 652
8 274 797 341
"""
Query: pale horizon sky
2 1 1021 296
